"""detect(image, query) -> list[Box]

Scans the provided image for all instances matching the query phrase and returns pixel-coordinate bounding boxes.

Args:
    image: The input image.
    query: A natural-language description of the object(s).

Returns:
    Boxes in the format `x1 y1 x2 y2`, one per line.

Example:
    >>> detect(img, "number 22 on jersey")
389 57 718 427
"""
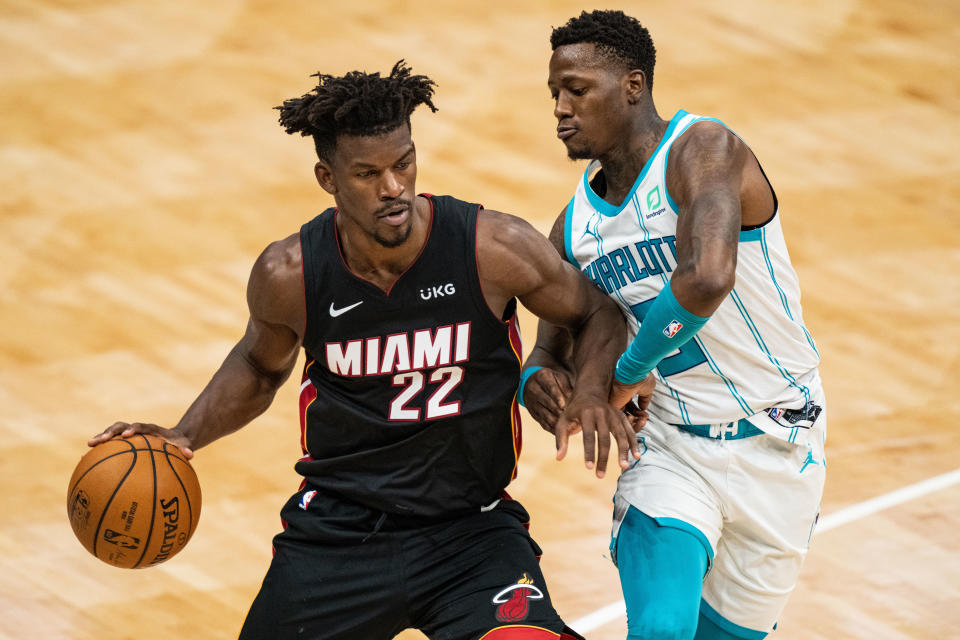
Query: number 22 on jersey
390 366 464 420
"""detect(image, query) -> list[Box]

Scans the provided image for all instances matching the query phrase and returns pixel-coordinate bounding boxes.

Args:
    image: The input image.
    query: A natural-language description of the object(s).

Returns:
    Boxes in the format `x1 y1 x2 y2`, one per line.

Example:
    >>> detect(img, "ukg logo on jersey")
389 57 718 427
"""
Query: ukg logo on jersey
420 283 456 300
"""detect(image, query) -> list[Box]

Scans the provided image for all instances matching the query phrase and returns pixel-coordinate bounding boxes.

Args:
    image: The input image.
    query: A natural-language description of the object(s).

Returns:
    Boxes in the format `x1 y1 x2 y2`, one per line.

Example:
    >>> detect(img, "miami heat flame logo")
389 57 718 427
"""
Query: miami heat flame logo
492 573 544 623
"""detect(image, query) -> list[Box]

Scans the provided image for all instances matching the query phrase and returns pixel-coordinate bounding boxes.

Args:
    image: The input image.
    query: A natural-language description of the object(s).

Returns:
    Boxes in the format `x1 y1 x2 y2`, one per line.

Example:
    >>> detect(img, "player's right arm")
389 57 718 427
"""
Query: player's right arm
88 234 305 458
520 207 654 438
520 208 578 432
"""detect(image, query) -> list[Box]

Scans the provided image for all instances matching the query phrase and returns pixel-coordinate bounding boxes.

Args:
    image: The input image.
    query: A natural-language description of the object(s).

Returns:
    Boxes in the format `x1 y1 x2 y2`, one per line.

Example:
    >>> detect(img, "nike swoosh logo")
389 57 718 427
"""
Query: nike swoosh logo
329 300 363 317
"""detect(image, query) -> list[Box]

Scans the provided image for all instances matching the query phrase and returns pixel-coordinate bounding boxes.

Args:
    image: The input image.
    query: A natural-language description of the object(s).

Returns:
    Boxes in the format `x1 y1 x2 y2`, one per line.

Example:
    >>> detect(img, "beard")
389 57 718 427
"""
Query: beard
564 139 595 161
373 223 413 248
371 197 414 248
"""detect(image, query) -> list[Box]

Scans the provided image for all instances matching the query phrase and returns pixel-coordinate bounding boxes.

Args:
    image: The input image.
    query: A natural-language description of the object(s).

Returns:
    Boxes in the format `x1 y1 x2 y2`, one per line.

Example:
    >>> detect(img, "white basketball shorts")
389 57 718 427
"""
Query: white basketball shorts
612 392 827 634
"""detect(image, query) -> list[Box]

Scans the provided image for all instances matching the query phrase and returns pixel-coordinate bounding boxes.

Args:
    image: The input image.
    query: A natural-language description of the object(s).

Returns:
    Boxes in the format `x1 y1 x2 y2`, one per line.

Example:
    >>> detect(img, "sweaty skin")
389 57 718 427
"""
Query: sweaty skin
91 123 647 476
524 42 775 426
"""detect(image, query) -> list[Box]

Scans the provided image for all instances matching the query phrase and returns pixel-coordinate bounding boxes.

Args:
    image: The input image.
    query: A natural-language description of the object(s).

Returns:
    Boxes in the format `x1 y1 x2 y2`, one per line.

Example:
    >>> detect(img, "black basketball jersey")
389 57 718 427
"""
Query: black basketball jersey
296 194 524 520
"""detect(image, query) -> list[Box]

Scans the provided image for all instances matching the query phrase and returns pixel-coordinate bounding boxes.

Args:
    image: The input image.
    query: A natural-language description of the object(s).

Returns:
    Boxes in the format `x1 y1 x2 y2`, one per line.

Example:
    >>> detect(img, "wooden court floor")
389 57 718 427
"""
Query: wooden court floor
1 1 958 638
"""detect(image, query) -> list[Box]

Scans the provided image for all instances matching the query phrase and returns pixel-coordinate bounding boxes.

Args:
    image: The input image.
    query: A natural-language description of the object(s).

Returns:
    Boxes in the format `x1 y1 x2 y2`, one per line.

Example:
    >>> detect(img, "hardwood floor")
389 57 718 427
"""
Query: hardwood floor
1 1 957 638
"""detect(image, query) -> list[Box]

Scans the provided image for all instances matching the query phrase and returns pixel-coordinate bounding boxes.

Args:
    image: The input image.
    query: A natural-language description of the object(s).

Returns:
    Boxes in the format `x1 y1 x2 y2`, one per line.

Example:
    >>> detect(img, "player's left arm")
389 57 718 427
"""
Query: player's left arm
609 121 749 407
89 234 304 456
477 209 646 477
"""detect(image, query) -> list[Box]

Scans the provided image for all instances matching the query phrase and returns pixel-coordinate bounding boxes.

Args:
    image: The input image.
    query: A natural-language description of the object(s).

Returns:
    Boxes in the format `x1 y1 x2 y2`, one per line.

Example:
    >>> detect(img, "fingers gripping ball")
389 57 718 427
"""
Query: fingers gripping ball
67 434 201 569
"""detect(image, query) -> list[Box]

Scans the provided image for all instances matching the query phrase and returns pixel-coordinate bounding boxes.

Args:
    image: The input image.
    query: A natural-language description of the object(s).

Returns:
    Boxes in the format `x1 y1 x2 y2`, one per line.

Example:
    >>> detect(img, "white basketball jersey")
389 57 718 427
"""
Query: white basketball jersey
565 110 821 441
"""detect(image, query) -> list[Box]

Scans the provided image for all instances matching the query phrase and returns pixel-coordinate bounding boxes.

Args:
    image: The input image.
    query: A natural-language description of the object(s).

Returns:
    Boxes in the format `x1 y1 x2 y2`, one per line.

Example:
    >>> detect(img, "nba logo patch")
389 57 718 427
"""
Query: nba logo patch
663 320 683 338
299 489 317 511
768 408 784 421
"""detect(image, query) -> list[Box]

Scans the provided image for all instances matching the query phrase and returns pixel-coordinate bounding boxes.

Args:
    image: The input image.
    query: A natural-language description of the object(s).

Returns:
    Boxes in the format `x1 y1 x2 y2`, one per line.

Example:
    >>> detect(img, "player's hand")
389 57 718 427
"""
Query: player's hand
522 367 574 435
610 373 656 430
621 399 650 434
554 391 640 478
88 422 195 459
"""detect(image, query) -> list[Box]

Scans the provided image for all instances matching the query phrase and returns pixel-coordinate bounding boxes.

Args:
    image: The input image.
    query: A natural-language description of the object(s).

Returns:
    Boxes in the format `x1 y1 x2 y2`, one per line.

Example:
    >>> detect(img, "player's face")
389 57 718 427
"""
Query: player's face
548 44 632 160
317 124 418 248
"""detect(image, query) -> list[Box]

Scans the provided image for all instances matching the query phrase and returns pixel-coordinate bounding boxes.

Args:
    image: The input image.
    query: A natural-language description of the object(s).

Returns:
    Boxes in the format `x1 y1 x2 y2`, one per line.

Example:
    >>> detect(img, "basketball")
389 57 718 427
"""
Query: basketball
67 434 202 569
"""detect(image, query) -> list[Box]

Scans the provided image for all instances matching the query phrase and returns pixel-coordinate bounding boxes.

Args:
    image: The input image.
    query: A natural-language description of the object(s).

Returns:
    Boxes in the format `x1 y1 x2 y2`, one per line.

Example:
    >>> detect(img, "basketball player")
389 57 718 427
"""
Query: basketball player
89 61 644 640
521 11 826 640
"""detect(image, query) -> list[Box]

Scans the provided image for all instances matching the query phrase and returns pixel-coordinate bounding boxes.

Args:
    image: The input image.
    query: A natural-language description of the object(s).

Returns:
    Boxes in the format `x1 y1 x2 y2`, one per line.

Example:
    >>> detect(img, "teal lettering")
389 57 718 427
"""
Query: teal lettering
583 262 605 292
634 241 664 276
594 256 620 292
609 249 637 285
649 238 673 272
625 245 648 280
662 235 678 260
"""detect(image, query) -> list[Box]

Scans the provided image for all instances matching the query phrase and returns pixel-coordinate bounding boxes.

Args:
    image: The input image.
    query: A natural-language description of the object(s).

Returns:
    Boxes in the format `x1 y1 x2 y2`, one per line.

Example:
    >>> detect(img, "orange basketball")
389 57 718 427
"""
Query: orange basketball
67 434 202 569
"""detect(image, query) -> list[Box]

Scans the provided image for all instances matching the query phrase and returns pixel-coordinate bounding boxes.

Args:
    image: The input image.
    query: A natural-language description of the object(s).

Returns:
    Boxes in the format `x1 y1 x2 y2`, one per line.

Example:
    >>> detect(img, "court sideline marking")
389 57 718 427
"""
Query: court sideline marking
570 467 960 633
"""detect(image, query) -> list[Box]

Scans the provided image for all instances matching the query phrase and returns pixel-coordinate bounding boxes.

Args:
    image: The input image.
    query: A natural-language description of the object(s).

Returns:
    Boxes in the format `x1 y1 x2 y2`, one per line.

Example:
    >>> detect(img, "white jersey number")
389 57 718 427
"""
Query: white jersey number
389 366 464 421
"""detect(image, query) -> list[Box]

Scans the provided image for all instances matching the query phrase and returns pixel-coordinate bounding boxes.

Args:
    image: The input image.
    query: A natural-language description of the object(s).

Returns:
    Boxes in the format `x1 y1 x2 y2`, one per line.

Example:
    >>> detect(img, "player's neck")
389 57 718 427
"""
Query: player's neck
338 196 431 291
597 112 669 206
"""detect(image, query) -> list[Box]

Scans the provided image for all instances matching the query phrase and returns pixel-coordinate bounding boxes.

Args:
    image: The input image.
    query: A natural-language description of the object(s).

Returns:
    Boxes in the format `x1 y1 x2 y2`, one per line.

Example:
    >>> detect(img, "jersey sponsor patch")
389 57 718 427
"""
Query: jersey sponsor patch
663 319 683 338
419 282 456 300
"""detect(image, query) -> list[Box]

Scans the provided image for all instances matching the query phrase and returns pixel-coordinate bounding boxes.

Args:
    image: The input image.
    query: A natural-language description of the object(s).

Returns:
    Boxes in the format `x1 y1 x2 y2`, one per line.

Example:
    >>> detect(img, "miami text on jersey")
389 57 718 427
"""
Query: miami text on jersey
325 323 472 377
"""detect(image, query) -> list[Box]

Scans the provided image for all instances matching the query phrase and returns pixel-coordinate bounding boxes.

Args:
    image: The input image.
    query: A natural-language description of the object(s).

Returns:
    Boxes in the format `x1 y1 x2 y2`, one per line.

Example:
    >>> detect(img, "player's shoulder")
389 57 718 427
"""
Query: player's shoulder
476 208 558 275
477 207 538 246
255 233 302 281
672 118 743 159
473 204 567 261
247 232 303 324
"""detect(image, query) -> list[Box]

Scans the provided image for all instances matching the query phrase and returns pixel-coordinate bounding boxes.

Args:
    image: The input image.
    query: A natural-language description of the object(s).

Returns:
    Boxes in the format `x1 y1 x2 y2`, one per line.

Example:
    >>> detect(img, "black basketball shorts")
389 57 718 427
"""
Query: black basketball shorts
238 487 583 640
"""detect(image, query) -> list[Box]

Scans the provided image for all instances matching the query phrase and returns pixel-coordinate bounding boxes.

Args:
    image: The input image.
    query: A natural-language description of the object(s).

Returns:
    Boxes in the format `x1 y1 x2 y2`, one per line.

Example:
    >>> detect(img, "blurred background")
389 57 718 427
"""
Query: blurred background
1 1 958 638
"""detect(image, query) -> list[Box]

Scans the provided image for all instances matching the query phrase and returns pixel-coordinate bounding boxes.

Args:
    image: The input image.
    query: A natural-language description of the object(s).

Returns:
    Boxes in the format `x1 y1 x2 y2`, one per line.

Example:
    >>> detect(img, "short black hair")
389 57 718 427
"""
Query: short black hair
551 10 656 89
276 60 437 161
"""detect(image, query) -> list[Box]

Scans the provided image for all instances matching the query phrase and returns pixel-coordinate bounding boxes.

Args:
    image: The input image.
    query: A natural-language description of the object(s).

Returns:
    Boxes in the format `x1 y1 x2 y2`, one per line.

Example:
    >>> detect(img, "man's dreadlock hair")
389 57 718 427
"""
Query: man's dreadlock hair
550 10 656 89
276 60 437 162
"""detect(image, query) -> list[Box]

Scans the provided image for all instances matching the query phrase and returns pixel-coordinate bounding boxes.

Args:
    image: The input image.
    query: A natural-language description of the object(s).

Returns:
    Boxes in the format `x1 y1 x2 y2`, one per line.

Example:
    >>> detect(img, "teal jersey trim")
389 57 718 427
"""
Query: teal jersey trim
802 326 821 357
578 207 641 336
665 181 680 213
630 193 666 275
594 212 634 322
695 334 754 414
582 110 688 217
661 114 728 218
739 227 763 242
760 227 794 320
661 374 692 425
729 289 810 412
699 599 769 640
563 196 578 268
759 227 821 357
